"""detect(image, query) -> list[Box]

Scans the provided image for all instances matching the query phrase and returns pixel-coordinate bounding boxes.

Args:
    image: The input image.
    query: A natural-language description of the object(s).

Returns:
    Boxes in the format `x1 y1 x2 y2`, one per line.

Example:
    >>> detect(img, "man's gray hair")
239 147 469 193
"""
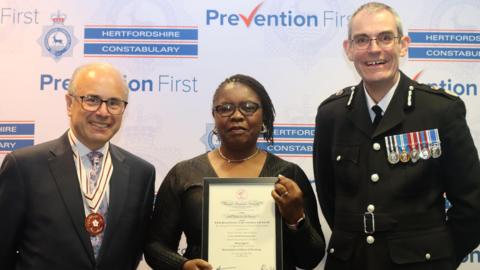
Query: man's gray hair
347 2 403 39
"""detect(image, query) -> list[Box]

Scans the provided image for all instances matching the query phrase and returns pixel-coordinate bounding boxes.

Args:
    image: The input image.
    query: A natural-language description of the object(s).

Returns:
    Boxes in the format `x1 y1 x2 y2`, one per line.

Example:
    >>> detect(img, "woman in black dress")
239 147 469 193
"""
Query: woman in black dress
145 74 325 270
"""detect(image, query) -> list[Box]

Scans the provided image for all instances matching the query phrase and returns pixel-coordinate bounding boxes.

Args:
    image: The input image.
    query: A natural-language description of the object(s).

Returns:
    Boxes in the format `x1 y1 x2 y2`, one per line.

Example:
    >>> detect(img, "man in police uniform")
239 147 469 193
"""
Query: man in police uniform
313 2 480 270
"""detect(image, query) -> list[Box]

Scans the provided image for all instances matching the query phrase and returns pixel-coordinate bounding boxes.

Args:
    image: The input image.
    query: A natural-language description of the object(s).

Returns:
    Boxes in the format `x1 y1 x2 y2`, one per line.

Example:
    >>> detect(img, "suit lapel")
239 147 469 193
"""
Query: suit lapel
48 133 95 263
97 145 130 260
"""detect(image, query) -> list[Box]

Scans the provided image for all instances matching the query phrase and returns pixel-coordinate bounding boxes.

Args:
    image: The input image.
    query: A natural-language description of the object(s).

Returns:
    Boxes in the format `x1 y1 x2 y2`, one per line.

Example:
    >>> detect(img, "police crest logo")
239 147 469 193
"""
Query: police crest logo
202 123 221 151
37 11 78 61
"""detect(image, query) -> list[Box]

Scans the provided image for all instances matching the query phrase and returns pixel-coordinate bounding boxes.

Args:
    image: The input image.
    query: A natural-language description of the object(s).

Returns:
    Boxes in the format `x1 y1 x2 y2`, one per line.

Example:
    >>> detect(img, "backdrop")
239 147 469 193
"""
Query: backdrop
1 0 479 269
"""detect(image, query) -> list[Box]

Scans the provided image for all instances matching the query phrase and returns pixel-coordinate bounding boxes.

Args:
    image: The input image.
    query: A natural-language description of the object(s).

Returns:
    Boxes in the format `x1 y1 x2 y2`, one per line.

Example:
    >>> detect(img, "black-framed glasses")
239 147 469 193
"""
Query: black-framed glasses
213 101 261 117
350 32 400 50
70 95 128 115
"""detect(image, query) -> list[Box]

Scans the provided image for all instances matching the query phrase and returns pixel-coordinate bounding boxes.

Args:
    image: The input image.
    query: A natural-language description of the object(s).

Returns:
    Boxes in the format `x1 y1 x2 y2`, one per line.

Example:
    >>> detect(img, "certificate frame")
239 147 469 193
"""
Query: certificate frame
202 177 283 270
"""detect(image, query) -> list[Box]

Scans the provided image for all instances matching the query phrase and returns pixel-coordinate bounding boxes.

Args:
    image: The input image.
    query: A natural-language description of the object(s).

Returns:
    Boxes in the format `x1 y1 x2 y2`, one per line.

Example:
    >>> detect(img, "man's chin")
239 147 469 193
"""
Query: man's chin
89 133 113 145
363 73 395 86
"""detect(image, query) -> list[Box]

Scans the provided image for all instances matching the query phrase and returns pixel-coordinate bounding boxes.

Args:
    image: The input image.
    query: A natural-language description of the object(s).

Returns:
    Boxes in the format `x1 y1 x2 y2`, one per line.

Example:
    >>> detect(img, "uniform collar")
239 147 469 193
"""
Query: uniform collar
364 75 400 122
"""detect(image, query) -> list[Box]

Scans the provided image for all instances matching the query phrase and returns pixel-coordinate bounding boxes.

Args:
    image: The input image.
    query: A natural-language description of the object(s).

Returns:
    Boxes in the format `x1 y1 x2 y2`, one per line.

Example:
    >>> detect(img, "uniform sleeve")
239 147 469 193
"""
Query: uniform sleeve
313 106 335 228
441 98 480 264
144 165 187 270
284 164 326 269
0 153 26 270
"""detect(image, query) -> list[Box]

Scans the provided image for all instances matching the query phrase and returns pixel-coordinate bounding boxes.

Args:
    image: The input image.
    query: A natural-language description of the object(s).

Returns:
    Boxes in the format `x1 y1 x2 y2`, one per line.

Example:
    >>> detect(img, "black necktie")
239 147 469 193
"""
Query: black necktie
372 105 383 129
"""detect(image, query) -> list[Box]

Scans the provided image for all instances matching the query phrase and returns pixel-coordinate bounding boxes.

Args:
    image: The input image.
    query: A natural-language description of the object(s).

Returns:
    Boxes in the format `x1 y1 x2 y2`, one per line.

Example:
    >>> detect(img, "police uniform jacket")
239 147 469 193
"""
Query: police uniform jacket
313 72 480 270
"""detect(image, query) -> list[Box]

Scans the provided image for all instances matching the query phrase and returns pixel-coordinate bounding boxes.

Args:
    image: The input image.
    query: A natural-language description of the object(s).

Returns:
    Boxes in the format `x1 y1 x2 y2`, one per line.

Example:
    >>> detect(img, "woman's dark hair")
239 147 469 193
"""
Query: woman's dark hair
213 74 275 144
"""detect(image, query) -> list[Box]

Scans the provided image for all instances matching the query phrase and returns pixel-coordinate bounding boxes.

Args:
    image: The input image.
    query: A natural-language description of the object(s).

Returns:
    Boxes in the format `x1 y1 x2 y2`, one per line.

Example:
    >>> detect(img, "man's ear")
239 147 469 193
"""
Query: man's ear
399 35 411 57
65 94 73 117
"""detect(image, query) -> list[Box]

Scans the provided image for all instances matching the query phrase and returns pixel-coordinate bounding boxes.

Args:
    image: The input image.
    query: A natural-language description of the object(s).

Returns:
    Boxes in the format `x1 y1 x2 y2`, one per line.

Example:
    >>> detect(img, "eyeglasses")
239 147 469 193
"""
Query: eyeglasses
213 101 261 117
350 32 400 50
70 95 128 115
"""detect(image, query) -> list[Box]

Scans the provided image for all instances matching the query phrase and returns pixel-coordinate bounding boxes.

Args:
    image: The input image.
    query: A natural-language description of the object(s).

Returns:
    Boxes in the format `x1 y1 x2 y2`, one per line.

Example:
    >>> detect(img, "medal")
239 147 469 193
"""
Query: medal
409 132 420 163
431 144 441 158
398 134 410 163
388 151 399 164
399 151 409 163
386 135 399 164
419 130 431 160
430 129 442 158
421 147 430 160
392 135 401 163
67 131 112 239
85 212 105 236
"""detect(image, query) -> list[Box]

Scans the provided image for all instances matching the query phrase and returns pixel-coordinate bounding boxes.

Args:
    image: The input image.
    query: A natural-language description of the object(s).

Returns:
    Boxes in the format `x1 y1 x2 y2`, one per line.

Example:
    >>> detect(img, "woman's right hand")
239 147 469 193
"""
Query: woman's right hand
182 259 213 270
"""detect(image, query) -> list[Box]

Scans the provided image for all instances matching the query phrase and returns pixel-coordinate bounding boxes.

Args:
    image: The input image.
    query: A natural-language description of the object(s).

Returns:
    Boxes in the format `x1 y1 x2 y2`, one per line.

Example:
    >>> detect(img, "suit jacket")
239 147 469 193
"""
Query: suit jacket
0 132 155 270
313 72 480 270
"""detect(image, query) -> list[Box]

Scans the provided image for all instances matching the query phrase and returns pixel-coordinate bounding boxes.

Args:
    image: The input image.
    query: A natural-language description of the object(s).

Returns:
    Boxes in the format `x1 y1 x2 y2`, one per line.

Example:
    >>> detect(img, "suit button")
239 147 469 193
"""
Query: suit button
372 143 381 151
370 173 379 182
425 253 431 260
367 204 375 213
329 248 335 254
336 155 341 161
366 235 375 244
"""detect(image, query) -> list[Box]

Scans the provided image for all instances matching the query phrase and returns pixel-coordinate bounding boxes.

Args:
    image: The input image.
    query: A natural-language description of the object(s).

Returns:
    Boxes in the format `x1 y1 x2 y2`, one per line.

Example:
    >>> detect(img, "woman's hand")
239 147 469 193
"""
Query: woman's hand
182 259 212 270
271 174 305 225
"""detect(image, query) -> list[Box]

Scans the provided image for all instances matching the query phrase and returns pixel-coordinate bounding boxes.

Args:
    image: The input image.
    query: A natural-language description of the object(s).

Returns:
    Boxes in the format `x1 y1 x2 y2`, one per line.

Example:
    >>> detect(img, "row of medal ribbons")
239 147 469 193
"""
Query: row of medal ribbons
385 128 441 164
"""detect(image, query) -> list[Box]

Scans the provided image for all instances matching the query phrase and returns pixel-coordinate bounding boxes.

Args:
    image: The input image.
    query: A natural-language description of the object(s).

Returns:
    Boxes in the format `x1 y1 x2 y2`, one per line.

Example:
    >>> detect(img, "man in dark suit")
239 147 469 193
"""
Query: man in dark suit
313 2 480 270
0 62 155 270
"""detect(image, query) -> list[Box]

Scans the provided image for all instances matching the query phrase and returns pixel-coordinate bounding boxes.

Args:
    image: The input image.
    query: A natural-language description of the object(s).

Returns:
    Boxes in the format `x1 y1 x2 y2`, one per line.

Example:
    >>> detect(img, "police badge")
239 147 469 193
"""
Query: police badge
37 11 78 61
201 123 221 151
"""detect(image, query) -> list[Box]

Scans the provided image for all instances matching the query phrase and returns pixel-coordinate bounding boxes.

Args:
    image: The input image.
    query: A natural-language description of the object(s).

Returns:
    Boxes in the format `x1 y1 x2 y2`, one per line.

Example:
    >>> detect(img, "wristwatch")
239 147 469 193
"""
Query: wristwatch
286 214 305 231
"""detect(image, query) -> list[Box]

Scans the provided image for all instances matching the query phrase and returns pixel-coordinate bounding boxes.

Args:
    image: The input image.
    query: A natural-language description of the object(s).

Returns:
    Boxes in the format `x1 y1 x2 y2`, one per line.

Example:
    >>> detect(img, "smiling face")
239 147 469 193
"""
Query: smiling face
66 63 128 150
344 9 410 92
213 82 263 151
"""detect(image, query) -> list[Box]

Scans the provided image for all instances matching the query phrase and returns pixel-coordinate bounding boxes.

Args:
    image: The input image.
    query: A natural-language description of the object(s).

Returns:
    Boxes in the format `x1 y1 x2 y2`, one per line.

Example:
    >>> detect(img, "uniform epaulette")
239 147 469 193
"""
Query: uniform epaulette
320 86 353 107
413 81 458 100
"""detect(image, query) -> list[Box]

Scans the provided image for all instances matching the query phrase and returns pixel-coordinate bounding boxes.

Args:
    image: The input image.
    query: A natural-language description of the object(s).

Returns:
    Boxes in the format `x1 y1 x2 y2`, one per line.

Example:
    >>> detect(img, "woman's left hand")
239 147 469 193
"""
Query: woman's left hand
271 174 305 224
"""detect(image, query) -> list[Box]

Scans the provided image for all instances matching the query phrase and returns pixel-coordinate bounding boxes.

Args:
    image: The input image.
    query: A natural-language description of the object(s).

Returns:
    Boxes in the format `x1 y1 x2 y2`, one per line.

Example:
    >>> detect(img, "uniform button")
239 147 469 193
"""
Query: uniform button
372 143 381 151
367 204 375 213
425 253 431 260
329 248 335 254
336 155 341 161
370 173 379 182
366 235 375 244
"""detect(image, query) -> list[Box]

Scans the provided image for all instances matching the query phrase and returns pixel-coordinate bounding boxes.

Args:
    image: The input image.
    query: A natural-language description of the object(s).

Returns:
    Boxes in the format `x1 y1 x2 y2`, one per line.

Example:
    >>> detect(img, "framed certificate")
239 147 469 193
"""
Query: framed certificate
202 177 283 270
